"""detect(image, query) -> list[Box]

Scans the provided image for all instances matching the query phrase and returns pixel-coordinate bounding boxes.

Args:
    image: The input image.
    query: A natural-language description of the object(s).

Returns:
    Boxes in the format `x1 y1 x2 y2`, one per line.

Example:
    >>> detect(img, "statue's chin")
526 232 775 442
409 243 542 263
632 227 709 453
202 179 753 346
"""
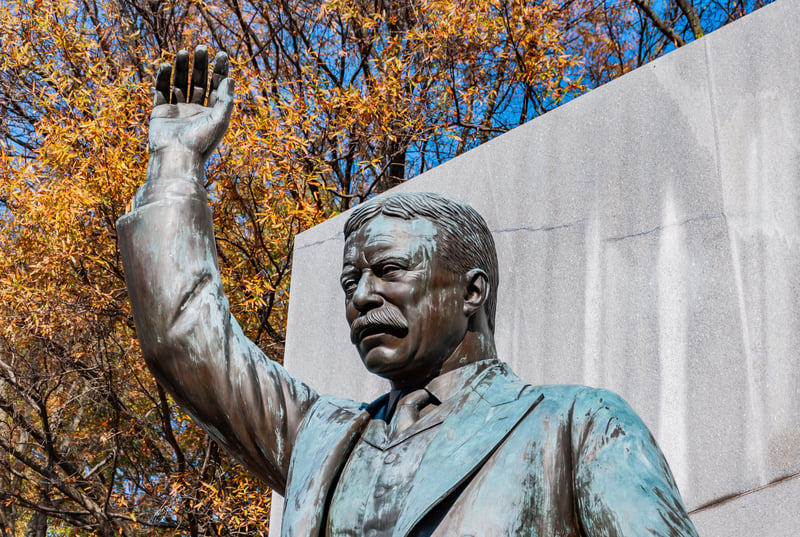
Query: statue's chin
357 335 415 378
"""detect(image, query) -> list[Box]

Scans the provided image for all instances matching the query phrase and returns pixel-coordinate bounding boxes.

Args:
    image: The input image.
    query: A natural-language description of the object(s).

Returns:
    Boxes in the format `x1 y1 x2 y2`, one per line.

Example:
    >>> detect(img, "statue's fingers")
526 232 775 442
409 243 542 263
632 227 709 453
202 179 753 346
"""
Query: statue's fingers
207 51 229 108
154 63 172 107
211 51 229 88
189 45 209 105
172 49 190 104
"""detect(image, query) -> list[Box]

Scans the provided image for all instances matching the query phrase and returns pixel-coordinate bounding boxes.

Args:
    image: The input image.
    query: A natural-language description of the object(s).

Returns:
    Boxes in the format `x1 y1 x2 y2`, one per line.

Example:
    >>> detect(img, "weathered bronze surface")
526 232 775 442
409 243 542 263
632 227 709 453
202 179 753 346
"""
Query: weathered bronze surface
118 47 700 537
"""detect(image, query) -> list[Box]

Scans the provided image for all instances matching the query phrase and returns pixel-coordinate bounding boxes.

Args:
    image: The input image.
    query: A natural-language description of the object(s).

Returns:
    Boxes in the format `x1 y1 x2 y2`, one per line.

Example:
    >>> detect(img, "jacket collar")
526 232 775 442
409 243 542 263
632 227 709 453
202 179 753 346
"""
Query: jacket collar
281 363 544 537
392 363 544 537
365 359 504 449
281 397 371 537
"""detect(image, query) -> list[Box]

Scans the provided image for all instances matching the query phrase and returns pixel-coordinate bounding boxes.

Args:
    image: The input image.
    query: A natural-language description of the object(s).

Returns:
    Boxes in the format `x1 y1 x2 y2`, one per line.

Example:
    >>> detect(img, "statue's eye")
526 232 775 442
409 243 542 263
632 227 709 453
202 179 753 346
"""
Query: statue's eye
378 263 403 277
341 276 358 294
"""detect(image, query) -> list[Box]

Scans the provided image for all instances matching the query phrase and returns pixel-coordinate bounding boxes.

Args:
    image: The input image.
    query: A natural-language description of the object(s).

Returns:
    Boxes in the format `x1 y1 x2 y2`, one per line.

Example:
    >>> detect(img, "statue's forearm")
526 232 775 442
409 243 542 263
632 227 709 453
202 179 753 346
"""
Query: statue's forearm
118 186 318 491
146 149 204 181
134 145 208 208
140 141 207 200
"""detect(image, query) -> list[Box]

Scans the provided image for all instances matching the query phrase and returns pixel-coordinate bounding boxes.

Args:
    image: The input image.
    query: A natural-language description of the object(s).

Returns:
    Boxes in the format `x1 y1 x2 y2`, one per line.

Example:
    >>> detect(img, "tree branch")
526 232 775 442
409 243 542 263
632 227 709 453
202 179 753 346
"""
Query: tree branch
632 0 687 47
675 0 705 38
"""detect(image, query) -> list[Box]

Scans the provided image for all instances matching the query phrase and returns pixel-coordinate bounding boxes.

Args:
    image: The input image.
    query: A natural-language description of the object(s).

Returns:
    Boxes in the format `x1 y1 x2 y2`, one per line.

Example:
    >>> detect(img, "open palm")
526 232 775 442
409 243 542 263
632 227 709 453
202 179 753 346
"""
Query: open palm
146 46 234 179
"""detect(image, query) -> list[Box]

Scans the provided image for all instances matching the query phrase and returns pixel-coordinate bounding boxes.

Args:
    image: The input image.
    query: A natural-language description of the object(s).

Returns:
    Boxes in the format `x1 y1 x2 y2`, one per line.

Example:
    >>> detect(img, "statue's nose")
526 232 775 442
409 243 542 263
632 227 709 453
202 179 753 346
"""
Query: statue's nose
352 272 383 312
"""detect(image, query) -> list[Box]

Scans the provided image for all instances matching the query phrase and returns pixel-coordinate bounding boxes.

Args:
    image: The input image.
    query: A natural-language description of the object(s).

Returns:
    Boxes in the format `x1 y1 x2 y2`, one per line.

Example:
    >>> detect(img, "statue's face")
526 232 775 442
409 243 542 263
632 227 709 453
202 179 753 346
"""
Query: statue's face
341 215 468 388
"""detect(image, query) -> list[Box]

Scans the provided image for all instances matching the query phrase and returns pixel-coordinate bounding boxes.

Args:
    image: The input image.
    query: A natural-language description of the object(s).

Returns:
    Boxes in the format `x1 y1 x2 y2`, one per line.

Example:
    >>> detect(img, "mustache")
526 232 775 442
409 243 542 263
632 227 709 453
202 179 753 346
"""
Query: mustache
350 307 409 344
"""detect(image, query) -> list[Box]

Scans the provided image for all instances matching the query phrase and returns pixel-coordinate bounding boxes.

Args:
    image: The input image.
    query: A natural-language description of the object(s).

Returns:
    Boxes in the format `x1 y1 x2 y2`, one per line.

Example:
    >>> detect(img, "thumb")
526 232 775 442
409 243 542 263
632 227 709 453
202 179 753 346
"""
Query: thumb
210 78 234 125
186 78 234 158
207 77 233 120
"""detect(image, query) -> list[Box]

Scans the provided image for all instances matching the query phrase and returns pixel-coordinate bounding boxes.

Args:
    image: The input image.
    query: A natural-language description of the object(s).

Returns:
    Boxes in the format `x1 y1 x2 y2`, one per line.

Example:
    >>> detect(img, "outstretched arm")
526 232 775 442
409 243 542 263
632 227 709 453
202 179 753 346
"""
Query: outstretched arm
118 47 318 493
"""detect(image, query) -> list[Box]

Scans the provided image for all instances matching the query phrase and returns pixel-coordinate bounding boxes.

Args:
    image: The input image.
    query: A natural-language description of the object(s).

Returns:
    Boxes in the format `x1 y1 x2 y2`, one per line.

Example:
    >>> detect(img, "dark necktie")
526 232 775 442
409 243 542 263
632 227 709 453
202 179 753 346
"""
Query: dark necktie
391 389 432 436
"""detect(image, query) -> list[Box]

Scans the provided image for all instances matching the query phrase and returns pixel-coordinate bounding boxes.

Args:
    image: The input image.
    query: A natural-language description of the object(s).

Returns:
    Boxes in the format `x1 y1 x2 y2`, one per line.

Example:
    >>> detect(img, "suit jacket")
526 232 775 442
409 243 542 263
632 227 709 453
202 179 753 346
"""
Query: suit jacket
118 180 698 537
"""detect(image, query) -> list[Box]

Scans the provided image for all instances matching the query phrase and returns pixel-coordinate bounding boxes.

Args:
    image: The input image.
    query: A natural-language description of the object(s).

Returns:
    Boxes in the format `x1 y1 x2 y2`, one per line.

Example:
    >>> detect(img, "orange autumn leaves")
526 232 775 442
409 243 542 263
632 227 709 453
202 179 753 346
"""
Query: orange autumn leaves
0 0 767 534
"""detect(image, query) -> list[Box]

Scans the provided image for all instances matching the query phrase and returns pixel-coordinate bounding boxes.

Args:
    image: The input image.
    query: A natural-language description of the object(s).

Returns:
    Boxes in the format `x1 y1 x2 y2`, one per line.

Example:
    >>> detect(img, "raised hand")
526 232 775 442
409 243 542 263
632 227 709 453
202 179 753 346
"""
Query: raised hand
146 46 234 183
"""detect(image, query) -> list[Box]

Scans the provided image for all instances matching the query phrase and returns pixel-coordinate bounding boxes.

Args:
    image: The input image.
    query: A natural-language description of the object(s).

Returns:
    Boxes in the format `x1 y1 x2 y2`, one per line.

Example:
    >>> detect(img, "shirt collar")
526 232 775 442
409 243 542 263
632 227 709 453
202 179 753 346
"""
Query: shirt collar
426 358 501 403
386 358 501 413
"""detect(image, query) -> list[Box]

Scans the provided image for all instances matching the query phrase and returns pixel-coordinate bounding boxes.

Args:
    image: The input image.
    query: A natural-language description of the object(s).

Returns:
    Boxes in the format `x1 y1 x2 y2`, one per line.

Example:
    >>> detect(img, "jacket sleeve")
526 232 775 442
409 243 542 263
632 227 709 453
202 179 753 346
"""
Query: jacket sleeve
117 179 318 494
571 388 699 537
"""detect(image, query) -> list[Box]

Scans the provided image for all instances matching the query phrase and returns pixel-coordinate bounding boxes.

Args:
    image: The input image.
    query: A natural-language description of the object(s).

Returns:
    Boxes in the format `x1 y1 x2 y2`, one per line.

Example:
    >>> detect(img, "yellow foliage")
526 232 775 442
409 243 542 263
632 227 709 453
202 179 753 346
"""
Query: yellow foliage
0 0 766 534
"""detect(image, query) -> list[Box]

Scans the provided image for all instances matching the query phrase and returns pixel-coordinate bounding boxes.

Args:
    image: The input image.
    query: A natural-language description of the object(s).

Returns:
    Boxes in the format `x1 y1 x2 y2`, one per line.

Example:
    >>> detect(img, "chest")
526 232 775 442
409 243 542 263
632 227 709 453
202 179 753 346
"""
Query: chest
282 389 565 537
326 418 440 537
324 406 578 537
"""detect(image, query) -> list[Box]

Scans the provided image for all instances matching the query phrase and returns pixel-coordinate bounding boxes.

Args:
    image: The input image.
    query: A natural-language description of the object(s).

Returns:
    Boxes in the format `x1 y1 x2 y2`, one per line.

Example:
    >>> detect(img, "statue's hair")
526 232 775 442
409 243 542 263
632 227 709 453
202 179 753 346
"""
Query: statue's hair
344 192 499 332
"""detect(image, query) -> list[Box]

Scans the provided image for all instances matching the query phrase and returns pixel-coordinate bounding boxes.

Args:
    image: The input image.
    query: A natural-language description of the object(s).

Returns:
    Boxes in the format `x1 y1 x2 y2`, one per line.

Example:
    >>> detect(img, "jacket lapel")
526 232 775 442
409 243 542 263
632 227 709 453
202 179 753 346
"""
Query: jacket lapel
392 365 544 537
281 396 371 537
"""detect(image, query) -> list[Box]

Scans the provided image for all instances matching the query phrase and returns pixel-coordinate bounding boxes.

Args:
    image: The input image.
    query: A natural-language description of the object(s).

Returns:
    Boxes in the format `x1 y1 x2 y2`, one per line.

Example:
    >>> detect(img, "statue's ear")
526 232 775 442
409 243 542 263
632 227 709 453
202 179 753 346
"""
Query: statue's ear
463 268 489 317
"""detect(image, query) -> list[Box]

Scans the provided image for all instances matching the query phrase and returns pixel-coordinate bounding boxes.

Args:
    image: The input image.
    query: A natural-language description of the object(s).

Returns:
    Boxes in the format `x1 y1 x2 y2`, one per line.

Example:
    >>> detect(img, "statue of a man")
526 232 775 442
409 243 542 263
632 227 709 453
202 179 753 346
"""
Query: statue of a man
118 47 699 537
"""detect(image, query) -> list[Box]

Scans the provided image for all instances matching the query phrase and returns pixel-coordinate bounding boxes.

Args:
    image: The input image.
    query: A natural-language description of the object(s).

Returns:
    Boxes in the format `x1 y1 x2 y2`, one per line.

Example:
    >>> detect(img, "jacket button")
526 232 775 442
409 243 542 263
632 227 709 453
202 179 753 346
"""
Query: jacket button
383 452 398 464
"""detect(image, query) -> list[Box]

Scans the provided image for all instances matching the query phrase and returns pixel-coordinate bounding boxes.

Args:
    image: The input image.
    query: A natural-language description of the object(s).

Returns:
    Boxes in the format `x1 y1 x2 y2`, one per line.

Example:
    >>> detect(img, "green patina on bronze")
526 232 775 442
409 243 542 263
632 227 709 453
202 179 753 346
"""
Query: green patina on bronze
119 47 699 537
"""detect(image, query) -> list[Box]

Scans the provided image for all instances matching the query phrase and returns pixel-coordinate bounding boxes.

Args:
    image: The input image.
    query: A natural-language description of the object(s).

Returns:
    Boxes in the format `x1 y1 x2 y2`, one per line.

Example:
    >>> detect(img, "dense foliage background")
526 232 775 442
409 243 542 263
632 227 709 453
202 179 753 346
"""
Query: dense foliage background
0 0 770 534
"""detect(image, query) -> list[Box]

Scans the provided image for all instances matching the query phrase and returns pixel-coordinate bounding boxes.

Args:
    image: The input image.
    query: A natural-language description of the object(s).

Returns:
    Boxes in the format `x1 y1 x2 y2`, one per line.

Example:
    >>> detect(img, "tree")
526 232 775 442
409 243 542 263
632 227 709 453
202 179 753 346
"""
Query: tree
628 0 771 62
0 0 772 534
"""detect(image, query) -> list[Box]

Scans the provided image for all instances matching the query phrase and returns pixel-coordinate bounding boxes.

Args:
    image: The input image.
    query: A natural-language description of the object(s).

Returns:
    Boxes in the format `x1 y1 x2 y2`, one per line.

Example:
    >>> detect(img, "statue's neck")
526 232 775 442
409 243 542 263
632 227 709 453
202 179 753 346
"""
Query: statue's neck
389 328 498 392
438 329 498 376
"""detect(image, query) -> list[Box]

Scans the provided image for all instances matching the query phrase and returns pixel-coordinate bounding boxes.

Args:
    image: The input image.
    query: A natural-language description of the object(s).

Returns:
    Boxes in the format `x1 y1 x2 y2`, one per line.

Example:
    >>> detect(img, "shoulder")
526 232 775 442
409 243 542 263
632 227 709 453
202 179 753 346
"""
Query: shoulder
566 386 647 434
290 394 372 475
517 384 650 442
298 394 369 434
309 394 366 417
528 384 637 416
474 363 627 412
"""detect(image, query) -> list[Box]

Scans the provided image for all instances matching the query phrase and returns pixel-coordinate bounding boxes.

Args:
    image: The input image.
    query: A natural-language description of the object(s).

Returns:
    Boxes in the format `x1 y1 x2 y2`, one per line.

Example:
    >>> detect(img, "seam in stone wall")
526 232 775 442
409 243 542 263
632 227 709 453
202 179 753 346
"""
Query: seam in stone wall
295 232 345 251
689 472 800 514
492 220 587 235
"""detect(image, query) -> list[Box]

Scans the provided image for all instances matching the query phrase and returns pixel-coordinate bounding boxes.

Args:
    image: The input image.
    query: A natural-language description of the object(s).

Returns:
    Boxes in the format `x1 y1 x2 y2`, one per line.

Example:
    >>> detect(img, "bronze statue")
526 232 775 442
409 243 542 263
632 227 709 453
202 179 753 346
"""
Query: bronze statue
118 47 699 537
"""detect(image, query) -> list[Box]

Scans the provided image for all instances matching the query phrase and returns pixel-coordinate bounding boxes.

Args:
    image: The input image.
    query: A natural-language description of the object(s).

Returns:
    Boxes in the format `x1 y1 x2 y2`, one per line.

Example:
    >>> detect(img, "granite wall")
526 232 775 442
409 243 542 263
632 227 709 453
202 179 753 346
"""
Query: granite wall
270 1 800 534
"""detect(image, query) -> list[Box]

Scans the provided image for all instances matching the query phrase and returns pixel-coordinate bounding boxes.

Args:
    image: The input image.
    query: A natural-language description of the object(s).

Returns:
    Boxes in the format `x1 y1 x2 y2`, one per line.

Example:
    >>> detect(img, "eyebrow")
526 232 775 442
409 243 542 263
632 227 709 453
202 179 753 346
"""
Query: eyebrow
340 264 358 278
367 250 412 265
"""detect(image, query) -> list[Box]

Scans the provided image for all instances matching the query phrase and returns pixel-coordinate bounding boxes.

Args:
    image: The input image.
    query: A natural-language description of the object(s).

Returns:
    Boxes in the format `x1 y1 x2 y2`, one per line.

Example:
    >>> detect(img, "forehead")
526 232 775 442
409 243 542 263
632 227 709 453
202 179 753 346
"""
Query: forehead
343 215 438 261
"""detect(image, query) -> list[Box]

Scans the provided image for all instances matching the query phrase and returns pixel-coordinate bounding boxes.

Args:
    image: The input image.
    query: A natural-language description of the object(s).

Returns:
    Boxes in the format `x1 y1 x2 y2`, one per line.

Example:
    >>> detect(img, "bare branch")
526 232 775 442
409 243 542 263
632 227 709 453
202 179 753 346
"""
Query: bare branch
632 0 687 46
